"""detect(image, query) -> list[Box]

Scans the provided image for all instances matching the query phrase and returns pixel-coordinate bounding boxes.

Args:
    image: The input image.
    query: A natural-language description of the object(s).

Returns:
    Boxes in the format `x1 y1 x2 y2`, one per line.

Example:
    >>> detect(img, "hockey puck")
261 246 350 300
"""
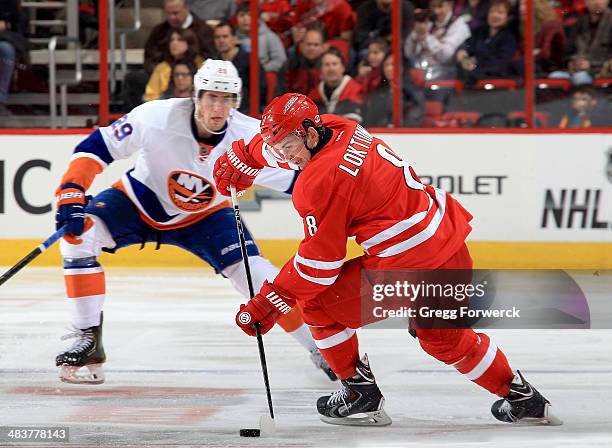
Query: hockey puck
239 428 261 437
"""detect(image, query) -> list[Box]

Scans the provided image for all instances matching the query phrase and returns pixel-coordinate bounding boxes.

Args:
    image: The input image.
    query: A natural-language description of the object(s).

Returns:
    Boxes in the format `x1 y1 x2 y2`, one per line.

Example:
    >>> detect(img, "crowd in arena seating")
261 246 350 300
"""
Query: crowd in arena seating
1 0 611 127
132 0 612 127
0 0 27 116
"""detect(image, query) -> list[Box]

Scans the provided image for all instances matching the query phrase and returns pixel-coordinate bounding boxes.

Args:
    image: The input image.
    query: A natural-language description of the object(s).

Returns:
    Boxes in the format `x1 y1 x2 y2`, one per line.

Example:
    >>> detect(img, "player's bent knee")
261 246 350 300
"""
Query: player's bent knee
242 256 278 275
59 215 115 259
415 328 478 362
222 256 279 298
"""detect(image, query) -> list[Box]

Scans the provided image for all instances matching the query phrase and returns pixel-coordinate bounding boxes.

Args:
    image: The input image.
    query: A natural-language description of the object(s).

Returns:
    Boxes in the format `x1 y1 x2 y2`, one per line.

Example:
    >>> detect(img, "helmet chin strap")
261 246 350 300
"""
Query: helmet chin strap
194 105 233 136
302 123 332 156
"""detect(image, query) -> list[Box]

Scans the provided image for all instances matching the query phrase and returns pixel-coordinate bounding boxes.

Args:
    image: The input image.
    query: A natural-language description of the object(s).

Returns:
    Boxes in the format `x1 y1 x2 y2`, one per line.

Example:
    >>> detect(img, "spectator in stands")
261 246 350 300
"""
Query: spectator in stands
235 4 287 74
556 0 587 18
0 0 27 116
144 0 214 73
362 52 425 127
291 0 356 45
456 0 517 84
356 37 389 95
597 57 612 78
77 1 98 48
144 29 203 101
309 47 364 122
354 0 416 53
214 21 265 113
160 59 198 99
550 0 612 85
518 0 566 75
455 0 490 34
286 25 326 94
187 0 236 22
558 85 597 127
260 0 293 45
405 0 471 81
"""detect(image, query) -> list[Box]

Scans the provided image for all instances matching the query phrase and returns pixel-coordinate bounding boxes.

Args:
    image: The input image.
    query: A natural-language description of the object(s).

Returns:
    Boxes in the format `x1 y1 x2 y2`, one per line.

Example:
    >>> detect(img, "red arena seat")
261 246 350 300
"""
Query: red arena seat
508 111 549 128
438 111 481 128
535 79 571 92
424 79 464 94
410 68 425 87
422 100 445 127
593 78 612 89
475 79 518 91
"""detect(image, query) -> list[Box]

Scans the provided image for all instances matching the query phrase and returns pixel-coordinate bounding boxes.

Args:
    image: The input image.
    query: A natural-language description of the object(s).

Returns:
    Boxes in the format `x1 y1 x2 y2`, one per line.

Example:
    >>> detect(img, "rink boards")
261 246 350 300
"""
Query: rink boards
1 132 611 268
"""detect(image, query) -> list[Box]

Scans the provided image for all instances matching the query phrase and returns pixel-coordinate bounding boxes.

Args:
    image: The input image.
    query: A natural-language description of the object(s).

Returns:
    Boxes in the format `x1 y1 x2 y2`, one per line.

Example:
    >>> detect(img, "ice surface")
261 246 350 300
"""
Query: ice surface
0 268 611 447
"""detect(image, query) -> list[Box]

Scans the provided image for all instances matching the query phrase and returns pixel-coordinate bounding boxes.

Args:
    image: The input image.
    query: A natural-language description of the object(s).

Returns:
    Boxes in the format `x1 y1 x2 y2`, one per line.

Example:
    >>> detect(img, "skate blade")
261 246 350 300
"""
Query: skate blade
59 363 105 385
515 404 563 426
259 415 276 435
320 409 392 427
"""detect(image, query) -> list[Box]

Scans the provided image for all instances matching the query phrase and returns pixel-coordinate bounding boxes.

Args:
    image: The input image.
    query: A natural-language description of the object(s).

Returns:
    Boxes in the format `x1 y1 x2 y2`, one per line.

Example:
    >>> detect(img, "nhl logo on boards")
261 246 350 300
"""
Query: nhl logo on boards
167 170 215 212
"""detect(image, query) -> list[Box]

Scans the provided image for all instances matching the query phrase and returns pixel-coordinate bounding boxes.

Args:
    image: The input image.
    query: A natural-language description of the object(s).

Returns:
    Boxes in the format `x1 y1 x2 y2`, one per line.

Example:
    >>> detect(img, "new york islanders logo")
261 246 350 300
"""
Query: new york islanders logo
167 170 216 212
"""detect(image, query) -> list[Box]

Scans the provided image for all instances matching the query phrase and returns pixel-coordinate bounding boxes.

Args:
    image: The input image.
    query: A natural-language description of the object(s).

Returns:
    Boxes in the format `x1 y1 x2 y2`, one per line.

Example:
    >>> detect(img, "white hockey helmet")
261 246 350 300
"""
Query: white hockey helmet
194 59 242 108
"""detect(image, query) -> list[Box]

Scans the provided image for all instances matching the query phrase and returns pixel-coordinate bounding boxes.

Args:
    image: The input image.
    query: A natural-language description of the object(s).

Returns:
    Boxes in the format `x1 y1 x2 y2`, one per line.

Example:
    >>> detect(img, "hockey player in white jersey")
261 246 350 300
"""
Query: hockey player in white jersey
54 59 335 384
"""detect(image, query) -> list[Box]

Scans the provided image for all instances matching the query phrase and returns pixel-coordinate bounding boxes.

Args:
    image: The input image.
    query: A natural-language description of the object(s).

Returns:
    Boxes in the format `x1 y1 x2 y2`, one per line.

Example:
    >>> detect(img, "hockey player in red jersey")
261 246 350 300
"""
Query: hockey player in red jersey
214 93 561 426
52 63 336 385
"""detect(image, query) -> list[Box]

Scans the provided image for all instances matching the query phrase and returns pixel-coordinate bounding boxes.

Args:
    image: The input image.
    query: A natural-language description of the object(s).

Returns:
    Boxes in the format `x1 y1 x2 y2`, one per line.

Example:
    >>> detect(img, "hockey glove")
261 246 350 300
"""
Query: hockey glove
236 281 295 336
55 183 87 237
214 139 263 197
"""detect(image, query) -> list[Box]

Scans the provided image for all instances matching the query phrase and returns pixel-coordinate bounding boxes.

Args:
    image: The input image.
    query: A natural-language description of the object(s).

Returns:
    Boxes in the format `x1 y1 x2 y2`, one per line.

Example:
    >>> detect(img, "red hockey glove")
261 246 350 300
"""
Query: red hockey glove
214 139 263 197
236 281 296 337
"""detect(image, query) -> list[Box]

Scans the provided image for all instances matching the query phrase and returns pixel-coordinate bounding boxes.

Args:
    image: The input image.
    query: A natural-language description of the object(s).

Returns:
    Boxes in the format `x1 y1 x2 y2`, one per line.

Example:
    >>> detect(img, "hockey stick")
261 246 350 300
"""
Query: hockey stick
229 186 276 432
0 226 67 287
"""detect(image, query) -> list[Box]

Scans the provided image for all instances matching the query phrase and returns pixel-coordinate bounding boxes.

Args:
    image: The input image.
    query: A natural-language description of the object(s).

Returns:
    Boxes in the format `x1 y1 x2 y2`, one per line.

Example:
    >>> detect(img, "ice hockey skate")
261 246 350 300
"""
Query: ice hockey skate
491 370 562 426
56 313 106 384
316 354 391 426
310 349 338 381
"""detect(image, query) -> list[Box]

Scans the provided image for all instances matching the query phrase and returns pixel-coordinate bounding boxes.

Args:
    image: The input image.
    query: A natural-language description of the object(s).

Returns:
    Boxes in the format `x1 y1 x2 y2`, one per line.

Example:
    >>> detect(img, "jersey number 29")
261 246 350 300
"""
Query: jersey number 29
111 115 133 142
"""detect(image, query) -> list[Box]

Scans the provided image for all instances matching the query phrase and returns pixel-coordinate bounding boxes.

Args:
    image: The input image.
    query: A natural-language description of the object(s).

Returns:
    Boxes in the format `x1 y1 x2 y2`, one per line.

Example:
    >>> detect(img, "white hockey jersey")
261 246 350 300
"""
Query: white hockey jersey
61 98 295 229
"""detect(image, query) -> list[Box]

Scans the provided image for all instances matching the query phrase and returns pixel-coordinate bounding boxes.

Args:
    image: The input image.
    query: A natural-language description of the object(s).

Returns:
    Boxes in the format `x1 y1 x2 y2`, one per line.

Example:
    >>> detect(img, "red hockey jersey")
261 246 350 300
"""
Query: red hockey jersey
246 115 473 303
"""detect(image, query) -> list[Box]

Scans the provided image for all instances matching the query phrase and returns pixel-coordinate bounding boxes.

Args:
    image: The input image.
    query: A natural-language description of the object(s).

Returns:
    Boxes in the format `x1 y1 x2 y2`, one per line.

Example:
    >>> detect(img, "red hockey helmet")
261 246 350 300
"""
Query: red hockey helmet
260 93 322 149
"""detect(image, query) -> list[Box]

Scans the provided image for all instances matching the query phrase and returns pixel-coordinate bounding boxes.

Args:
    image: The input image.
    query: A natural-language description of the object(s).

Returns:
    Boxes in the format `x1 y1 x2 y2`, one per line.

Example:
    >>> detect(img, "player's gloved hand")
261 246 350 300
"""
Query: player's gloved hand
236 281 295 336
214 139 263 197
55 183 87 237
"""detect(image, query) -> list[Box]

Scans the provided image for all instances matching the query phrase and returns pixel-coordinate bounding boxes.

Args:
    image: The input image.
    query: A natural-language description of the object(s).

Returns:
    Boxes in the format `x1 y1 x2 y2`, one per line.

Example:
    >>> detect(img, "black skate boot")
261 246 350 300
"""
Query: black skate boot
310 349 338 381
316 354 391 426
491 370 562 425
56 312 106 384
